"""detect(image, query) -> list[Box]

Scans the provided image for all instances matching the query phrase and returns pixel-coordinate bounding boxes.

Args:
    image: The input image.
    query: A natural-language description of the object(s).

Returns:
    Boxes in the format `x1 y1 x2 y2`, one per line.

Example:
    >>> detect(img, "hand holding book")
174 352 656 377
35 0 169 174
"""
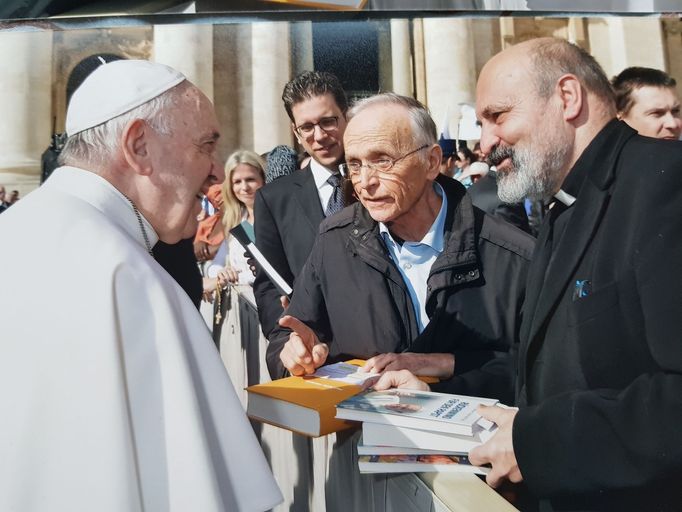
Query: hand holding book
468 405 522 488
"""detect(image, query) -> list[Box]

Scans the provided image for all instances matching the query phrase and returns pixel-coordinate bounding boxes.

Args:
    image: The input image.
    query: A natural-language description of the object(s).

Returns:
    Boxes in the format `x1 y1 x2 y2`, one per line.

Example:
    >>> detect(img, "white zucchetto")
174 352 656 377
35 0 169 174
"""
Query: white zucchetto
65 59 185 136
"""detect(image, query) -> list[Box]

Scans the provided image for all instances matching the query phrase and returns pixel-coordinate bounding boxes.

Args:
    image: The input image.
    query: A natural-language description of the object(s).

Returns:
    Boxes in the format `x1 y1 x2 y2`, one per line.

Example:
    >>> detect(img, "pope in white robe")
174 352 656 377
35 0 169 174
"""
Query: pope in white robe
0 60 282 512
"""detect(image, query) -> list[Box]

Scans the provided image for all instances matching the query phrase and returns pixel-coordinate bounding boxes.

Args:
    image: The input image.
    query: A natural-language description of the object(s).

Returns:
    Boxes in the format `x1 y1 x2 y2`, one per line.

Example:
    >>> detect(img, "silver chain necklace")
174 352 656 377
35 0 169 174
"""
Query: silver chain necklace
124 195 153 256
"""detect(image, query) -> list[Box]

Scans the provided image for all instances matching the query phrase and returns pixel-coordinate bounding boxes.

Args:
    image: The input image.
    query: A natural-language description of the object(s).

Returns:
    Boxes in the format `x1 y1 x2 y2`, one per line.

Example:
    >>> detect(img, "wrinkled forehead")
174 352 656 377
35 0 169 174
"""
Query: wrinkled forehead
174 86 220 133
345 105 413 150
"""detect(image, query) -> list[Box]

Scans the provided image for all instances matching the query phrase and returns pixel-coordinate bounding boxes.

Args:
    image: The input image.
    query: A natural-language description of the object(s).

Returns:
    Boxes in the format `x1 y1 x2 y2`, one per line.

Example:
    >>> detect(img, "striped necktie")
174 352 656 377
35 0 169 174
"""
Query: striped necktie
325 173 345 216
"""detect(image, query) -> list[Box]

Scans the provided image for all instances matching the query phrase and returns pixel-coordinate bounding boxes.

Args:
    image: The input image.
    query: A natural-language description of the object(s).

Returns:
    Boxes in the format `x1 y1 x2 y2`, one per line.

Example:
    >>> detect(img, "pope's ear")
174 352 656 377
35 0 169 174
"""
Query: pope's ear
121 118 153 176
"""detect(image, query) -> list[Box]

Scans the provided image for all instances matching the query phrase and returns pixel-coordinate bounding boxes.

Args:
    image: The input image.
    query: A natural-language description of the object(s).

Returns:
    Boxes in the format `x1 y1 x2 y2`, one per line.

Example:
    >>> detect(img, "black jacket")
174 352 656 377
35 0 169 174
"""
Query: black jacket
267 176 534 402
253 164 324 338
513 120 682 511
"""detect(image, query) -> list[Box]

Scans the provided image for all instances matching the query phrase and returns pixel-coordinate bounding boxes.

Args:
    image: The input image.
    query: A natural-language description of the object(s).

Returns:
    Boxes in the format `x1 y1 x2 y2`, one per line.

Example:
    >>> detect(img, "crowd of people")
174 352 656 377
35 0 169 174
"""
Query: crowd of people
0 35 681 512
0 185 19 213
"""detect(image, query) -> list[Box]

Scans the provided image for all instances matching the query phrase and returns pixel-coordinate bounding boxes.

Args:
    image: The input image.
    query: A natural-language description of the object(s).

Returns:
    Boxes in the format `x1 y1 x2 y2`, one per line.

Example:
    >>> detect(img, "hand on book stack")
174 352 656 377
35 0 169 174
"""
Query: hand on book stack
361 353 455 379
365 369 430 392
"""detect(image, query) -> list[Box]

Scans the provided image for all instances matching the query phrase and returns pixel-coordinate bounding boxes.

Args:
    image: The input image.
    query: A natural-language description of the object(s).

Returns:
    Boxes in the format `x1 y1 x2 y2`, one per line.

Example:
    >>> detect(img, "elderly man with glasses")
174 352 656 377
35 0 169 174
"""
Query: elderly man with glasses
267 93 534 405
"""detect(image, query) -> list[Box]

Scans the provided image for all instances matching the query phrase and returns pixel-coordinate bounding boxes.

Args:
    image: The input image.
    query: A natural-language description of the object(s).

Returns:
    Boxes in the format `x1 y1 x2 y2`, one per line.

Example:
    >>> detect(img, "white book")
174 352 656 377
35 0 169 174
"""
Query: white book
336 388 498 436
357 437 462 456
362 421 496 454
358 454 490 476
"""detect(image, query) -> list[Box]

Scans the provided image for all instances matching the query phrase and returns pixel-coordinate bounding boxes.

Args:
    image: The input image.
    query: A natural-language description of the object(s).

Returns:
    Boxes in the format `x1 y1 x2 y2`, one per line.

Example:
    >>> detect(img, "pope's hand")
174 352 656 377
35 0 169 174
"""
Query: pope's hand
468 405 523 488
278 315 329 376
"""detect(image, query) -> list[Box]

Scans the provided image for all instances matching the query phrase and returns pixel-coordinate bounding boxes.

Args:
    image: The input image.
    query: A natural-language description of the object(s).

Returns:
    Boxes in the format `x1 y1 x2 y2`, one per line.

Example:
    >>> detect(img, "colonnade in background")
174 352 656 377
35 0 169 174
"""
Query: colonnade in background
0 16 678 194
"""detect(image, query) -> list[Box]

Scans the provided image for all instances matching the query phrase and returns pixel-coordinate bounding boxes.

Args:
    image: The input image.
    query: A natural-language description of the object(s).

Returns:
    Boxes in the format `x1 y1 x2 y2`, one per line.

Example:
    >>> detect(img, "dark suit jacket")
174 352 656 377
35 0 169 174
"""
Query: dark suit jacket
253 164 325 338
513 120 682 511
467 173 531 234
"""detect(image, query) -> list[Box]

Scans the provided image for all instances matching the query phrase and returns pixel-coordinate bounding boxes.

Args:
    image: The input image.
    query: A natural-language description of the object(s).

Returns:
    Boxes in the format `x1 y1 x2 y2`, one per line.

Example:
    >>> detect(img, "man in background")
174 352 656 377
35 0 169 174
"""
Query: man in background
437 133 459 178
612 66 681 140
254 71 350 341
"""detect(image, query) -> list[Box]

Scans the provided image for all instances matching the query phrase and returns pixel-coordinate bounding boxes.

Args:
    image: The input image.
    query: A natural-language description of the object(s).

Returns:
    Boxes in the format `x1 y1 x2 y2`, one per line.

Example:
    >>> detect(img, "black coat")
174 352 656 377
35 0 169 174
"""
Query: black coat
267 176 534 402
513 120 682 511
253 163 324 338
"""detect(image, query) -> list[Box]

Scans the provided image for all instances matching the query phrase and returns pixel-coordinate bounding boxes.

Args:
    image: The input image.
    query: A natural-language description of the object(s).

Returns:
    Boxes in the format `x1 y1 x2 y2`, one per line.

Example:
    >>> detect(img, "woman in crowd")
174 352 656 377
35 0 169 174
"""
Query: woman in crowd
207 150 267 401
453 146 478 187
204 149 266 296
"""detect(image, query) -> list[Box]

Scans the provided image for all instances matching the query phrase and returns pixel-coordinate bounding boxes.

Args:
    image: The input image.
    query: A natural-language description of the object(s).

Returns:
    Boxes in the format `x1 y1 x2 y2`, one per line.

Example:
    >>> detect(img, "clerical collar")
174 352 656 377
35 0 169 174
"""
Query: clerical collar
553 142 592 208
554 189 576 207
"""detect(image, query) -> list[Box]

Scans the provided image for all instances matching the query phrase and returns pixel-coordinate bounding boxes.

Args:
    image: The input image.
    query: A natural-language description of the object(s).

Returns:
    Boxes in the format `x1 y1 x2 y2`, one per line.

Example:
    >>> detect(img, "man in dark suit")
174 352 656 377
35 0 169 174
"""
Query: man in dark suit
253 71 349 340
465 37 682 511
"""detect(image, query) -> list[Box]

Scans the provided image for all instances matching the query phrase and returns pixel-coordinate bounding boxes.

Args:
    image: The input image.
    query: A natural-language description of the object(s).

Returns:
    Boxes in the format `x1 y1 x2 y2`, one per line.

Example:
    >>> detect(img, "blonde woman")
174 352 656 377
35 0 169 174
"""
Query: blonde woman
204 150 266 295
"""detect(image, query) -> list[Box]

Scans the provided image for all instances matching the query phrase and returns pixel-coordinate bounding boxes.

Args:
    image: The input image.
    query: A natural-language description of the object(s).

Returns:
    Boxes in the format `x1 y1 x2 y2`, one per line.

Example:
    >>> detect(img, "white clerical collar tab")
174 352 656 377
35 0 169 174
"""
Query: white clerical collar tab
554 189 576 207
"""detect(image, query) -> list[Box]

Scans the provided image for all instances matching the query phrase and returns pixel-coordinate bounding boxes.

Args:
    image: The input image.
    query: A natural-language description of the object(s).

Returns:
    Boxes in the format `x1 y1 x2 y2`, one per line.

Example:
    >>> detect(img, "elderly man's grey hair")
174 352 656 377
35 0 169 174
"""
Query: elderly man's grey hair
58 82 186 170
529 38 616 115
348 93 438 149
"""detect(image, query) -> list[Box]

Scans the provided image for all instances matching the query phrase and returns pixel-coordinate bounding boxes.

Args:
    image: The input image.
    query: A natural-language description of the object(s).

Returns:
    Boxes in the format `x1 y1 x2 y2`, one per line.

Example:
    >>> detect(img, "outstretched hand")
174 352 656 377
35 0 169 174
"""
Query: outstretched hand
278 315 329 376
468 405 522 488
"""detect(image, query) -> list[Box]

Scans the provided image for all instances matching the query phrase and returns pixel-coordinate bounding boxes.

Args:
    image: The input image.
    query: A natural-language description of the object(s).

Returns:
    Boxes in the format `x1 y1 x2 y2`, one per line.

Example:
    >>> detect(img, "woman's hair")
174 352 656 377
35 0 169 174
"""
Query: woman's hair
457 146 476 166
221 149 266 232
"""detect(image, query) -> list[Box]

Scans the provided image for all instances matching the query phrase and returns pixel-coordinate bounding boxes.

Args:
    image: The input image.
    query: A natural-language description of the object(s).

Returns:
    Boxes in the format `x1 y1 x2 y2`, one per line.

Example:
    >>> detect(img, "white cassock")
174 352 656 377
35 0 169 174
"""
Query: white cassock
0 167 282 512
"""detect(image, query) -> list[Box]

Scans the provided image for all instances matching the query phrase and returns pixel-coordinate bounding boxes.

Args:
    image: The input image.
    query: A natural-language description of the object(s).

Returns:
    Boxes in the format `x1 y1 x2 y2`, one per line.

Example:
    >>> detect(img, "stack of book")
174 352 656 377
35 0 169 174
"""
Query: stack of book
335 388 499 475
245 361 442 437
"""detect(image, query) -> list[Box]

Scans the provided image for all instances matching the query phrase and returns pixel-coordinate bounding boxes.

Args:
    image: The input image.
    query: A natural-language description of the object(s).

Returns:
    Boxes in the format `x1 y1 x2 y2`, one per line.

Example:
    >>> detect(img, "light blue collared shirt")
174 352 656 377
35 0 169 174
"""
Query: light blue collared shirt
379 182 447 333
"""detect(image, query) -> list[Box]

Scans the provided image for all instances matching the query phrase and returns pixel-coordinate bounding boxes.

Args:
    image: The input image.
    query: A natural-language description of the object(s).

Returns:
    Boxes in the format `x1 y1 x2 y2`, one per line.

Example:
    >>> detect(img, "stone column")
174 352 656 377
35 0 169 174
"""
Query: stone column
213 23 241 158
422 18 476 139
377 20 394 95
291 21 314 76
662 19 682 98
412 18 427 106
248 22 293 155
567 17 588 48
0 29 53 195
587 16 665 78
390 19 413 97
153 23 214 101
